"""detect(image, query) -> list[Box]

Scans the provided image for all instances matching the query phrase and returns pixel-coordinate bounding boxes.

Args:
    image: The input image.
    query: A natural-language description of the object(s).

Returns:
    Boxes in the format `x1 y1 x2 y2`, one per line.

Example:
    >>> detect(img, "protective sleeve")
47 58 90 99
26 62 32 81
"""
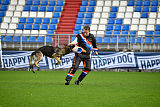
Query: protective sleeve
92 36 98 51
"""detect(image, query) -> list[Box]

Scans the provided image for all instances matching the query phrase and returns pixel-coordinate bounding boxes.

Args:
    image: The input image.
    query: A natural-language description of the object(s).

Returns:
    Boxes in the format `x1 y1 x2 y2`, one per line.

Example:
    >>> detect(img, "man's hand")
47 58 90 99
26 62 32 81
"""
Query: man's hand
94 51 98 55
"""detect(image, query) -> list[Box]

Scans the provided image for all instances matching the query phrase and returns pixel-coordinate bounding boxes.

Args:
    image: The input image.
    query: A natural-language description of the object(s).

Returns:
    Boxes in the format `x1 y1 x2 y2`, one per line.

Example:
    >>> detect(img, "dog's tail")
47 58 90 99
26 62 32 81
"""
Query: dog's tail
29 51 36 73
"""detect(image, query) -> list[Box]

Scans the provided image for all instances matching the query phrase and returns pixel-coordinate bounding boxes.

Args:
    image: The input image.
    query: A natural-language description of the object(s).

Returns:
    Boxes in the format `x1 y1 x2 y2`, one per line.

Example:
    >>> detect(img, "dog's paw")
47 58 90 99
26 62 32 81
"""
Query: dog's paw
55 63 59 65
32 70 35 73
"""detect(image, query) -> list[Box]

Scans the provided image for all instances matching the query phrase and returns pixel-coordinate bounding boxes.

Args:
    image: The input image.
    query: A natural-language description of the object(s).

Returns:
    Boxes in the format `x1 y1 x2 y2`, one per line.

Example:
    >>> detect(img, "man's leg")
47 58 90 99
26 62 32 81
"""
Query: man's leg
65 54 81 85
75 57 91 85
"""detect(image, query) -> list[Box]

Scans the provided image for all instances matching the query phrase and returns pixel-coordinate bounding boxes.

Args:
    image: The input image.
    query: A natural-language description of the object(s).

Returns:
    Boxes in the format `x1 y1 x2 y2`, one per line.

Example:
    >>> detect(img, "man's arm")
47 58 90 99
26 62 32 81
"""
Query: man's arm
68 37 78 46
92 35 98 55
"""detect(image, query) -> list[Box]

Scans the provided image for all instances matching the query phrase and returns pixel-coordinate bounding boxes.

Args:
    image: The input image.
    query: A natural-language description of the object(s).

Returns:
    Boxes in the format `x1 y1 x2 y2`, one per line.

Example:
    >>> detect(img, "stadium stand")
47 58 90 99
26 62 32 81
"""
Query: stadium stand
0 0 160 51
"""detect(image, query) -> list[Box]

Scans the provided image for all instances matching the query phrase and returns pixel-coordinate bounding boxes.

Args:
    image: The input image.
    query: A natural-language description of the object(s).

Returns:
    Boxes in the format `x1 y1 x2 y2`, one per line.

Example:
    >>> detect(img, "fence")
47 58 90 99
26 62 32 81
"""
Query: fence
1 33 160 51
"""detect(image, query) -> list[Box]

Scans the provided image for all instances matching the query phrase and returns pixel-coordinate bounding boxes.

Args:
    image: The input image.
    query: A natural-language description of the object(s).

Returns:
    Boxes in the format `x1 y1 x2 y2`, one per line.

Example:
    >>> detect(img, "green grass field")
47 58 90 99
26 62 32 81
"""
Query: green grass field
0 71 160 107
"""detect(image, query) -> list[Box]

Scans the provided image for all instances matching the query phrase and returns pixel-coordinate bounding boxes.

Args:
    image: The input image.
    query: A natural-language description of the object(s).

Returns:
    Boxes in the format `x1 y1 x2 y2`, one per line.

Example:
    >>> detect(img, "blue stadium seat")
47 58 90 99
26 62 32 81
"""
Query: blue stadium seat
22 36 28 42
76 18 83 24
111 7 118 12
89 1 96 6
43 18 50 24
136 37 142 43
113 31 120 35
19 18 26 23
78 12 85 18
156 25 160 31
0 18 2 23
146 31 153 37
2 0 9 5
80 6 86 12
39 6 46 12
86 13 92 18
108 19 115 24
25 24 32 30
120 37 127 43
121 31 128 35
1 36 3 42
73 31 79 34
0 5 8 11
51 18 58 24
142 7 149 12
84 19 91 24
17 24 24 29
13 36 20 42
103 37 111 43
105 31 112 36
155 31 160 36
27 18 34 23
49 0 56 6
0 11 5 17
96 37 102 43
55 7 62 12
49 24 56 30
130 31 137 35
129 36 135 43
41 24 48 30
34 0 40 5
57 1 63 6
141 13 148 18
4 36 12 42
24 6 31 11
47 30 54 35
144 0 150 6
47 6 54 12
29 37 36 42
122 25 129 31
81 1 88 6
32 6 38 11
153 37 160 44
145 37 152 43
112 37 118 43
135 6 141 12
151 6 157 12
114 25 121 31
74 25 81 30
53 12 60 18
106 25 113 31
109 13 116 18
88 6 94 12
33 24 40 30
37 36 44 42
116 19 123 24
136 0 143 6
46 36 52 42
152 0 158 6
128 0 134 6
35 18 42 24
26 0 32 5
41 0 48 5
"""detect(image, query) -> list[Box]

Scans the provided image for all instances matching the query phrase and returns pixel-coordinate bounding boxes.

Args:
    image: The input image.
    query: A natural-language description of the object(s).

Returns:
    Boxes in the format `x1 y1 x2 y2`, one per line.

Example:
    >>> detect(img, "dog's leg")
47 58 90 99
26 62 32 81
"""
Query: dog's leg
34 51 43 72
31 64 35 73
60 56 62 60
54 56 61 65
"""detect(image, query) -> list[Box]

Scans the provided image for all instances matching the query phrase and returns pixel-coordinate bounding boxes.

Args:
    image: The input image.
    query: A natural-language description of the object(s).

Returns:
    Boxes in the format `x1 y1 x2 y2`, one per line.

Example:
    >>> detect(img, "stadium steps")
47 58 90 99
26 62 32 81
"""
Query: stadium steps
54 0 82 46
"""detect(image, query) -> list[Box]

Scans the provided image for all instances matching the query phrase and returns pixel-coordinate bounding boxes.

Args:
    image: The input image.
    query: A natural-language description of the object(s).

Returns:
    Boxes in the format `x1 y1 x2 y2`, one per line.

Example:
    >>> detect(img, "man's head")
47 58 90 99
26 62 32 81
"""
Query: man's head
83 25 90 37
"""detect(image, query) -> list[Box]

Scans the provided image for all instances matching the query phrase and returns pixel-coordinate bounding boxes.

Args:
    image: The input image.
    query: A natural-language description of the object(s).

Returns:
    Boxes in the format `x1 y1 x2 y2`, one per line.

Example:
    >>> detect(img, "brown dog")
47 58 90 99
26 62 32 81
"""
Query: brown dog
29 45 75 73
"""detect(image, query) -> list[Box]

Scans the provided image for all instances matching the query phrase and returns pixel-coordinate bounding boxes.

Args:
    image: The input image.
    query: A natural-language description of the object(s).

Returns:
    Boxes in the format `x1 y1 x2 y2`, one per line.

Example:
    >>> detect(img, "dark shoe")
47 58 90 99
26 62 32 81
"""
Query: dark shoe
75 80 80 85
65 80 70 85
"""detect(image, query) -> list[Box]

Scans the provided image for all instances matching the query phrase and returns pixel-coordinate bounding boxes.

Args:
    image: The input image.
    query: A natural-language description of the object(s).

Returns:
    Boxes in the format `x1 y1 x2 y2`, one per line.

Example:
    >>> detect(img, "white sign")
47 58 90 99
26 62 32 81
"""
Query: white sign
91 52 136 69
137 55 160 69
2 52 46 68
